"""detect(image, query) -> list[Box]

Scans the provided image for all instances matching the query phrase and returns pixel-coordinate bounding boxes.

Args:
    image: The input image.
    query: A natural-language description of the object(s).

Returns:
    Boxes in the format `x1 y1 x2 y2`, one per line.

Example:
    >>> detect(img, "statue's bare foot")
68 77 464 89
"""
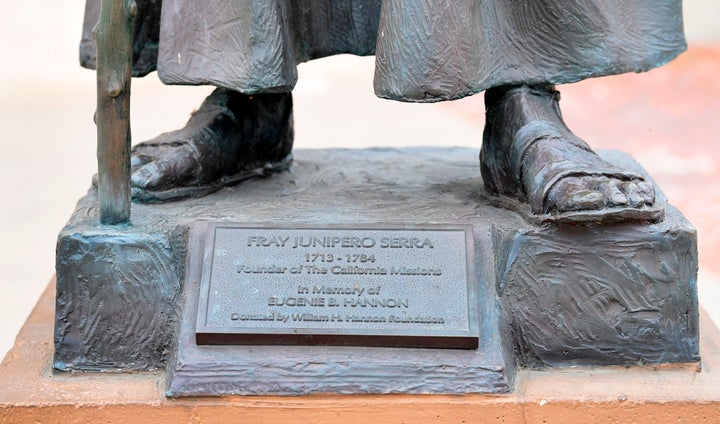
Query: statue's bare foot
481 84 661 223
130 89 293 202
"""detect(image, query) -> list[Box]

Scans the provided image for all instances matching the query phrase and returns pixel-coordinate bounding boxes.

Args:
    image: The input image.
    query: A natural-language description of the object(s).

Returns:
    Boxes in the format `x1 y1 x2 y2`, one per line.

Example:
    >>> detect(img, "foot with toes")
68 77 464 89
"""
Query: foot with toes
129 89 294 202
480 84 661 223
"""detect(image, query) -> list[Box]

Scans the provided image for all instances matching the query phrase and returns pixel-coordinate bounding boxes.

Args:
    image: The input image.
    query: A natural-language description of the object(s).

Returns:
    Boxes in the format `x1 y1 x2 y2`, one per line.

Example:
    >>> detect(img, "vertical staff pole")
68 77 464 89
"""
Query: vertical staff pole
96 0 136 224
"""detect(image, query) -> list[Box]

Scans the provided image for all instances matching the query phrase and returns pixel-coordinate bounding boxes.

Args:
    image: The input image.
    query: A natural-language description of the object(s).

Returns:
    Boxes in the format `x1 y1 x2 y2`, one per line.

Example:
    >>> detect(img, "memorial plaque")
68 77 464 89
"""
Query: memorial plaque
196 224 479 349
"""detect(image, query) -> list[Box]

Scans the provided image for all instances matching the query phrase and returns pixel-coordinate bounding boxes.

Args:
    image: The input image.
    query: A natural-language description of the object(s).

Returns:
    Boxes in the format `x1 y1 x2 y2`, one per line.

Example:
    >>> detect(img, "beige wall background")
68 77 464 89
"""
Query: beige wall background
0 1 718 362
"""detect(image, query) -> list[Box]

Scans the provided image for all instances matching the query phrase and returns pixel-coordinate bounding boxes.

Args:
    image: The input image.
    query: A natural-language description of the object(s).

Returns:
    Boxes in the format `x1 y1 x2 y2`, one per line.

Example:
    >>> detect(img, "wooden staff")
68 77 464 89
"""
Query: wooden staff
95 0 136 224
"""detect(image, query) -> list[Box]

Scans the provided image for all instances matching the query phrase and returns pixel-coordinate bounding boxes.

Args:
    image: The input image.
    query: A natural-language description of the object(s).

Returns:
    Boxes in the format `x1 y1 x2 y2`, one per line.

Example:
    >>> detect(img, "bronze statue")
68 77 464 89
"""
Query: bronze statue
55 0 699 382
81 0 685 222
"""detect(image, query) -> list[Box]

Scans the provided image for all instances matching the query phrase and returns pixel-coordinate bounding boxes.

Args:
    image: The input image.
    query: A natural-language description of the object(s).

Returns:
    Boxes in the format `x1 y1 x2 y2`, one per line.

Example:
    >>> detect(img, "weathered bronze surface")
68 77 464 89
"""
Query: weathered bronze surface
60 0 698 397
169 214 512 396
79 0 686 224
95 0 135 224
196 225 478 349
54 147 698 393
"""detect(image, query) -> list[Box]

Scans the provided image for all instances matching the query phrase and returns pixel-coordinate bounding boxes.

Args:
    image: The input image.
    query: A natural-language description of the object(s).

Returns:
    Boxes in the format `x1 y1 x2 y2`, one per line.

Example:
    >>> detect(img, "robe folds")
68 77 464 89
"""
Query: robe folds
80 0 685 102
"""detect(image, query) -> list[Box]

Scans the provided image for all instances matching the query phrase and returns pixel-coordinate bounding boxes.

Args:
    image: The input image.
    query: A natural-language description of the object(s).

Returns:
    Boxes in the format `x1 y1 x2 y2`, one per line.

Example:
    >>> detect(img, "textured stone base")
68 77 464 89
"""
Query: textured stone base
54 147 699 393
54 229 182 371
168 221 512 396
499 221 698 367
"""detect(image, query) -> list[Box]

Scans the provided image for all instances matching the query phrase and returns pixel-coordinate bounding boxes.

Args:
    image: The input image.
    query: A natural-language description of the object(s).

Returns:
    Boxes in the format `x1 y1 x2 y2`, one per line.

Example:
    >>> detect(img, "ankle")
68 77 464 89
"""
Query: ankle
230 92 294 163
484 83 558 111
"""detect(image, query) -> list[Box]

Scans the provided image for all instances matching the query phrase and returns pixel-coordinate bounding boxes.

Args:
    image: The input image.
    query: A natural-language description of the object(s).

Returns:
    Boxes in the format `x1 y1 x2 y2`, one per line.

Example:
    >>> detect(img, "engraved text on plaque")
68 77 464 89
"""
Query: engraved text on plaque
196 225 479 348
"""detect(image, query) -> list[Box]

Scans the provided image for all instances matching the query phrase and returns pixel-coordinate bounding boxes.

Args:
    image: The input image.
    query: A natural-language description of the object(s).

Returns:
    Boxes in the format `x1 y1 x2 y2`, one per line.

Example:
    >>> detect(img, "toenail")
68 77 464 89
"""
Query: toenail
131 163 160 188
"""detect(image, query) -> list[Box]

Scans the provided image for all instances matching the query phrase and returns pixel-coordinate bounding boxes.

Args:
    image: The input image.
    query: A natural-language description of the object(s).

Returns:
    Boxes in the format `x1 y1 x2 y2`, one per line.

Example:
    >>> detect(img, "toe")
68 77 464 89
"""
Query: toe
597 178 628 207
130 154 152 169
546 177 604 213
636 181 656 205
131 162 162 190
131 147 198 191
130 143 165 170
622 180 657 207
622 181 643 206
620 180 655 207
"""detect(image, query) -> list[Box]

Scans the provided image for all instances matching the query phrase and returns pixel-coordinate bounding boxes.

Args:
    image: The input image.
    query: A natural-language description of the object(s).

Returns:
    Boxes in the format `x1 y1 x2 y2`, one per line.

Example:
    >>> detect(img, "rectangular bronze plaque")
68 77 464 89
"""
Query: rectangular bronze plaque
196 224 479 349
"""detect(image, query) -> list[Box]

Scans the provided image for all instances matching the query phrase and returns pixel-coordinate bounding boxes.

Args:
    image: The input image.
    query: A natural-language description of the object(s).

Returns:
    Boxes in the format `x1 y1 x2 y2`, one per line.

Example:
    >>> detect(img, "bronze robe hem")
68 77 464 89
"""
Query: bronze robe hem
80 0 686 103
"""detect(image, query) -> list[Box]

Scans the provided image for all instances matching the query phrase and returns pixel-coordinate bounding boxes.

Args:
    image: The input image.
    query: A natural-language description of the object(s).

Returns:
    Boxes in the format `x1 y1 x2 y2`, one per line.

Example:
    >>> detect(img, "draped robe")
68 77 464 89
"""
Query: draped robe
80 0 686 102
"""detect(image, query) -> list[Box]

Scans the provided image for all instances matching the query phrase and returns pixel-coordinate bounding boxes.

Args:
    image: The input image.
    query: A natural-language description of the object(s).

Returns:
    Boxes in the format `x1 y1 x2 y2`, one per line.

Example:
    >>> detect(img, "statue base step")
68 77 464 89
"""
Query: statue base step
53 147 699 395
1 282 715 423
